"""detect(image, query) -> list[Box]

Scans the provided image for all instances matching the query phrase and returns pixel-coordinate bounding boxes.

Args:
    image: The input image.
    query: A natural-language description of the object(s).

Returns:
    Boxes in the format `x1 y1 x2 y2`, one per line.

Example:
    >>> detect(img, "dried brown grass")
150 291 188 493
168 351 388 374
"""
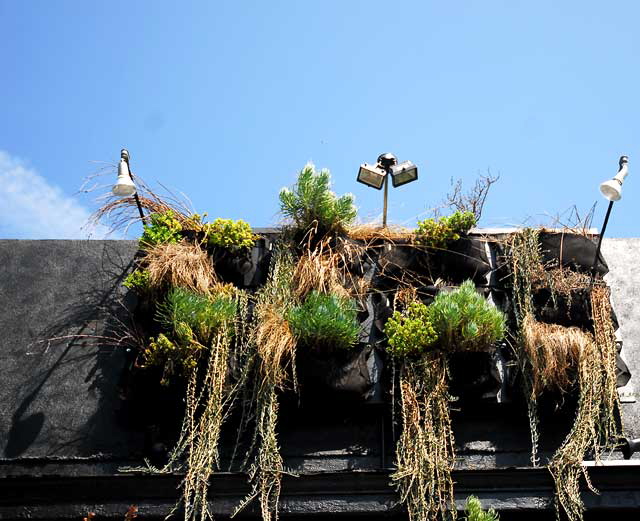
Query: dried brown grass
348 223 414 241
522 315 591 396
145 241 216 294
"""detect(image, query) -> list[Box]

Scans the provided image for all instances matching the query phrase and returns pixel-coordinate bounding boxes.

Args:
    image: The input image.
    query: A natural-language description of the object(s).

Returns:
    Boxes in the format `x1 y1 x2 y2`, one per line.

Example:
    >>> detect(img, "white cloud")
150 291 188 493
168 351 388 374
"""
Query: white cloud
0 150 110 239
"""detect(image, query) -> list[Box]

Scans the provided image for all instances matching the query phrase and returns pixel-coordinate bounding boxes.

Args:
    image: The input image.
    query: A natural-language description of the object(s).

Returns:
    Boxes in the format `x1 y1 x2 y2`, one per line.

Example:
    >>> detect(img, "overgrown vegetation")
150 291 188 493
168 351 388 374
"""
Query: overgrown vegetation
507 229 622 521
279 163 357 240
91 162 626 521
415 211 476 248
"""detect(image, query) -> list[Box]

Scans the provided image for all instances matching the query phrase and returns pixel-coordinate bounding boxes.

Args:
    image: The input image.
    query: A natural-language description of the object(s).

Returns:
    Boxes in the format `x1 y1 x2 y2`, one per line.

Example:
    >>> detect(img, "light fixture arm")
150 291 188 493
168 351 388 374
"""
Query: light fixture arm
121 149 148 226
590 200 613 281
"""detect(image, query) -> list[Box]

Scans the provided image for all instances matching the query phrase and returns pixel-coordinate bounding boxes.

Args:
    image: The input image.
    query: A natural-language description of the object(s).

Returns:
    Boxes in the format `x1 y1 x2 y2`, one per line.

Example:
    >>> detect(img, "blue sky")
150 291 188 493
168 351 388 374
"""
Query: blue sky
1 1 639 238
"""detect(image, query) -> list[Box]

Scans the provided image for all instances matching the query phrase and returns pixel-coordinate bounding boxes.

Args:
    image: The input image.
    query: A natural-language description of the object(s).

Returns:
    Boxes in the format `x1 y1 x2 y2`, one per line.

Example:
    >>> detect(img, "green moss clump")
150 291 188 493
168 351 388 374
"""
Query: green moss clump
415 210 476 248
428 280 505 352
385 301 438 357
287 290 359 350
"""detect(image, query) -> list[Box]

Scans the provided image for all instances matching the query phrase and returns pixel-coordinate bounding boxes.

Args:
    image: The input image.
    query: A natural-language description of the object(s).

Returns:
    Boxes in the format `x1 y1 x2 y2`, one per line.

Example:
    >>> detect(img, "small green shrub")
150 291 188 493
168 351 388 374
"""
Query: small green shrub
463 496 499 521
157 286 237 345
123 269 150 293
203 218 257 251
385 301 438 357
140 210 183 247
287 290 359 350
415 210 476 248
279 163 357 237
428 280 505 352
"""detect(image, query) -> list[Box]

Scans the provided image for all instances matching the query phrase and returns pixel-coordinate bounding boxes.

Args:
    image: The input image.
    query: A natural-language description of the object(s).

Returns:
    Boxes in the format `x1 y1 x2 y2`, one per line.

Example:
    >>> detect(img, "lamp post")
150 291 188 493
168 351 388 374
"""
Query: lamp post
357 153 419 227
112 148 147 225
591 155 629 280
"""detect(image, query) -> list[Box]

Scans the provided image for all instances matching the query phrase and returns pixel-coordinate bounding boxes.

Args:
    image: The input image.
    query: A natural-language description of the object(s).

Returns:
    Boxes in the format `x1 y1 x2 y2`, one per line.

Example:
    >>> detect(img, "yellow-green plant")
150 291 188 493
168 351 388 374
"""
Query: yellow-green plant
123 269 151 294
428 280 505 352
385 301 438 357
204 218 257 251
462 496 499 521
415 211 476 248
140 210 183 248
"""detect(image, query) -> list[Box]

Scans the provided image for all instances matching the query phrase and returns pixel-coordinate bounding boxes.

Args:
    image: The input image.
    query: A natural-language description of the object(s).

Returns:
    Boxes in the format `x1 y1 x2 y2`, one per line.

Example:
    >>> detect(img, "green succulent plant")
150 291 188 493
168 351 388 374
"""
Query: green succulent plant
279 163 357 238
415 210 476 248
287 290 359 351
385 300 438 357
463 496 499 521
428 280 505 352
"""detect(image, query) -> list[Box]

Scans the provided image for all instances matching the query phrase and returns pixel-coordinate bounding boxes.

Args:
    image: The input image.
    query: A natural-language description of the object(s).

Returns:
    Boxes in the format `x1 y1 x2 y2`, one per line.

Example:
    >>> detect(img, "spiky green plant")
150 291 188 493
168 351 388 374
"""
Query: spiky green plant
462 496 499 521
385 301 438 358
157 286 237 346
287 290 360 351
428 280 505 352
279 163 357 238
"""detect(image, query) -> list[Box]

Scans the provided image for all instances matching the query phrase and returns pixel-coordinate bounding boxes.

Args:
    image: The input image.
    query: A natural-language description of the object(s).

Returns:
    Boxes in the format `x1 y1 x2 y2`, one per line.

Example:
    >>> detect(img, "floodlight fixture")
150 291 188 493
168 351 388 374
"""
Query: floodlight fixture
600 155 629 202
591 155 629 280
357 163 387 190
356 152 419 227
112 148 147 224
390 160 418 188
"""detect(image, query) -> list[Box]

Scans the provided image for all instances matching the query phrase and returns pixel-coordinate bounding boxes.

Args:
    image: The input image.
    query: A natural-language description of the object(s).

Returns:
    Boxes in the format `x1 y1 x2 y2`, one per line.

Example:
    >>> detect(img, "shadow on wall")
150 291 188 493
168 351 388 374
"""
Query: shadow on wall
3 242 142 459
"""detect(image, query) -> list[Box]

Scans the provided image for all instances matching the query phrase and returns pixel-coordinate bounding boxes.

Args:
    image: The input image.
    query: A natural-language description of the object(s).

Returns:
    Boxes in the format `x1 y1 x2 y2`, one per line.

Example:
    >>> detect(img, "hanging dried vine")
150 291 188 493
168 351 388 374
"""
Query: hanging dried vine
506 228 543 466
547 285 622 521
235 249 297 521
393 355 456 521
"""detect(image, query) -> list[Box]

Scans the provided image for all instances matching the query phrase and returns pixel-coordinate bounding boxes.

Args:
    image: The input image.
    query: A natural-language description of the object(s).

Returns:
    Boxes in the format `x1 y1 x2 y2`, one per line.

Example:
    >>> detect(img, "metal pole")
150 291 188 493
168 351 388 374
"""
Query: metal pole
126 165 147 226
590 200 614 280
382 173 389 228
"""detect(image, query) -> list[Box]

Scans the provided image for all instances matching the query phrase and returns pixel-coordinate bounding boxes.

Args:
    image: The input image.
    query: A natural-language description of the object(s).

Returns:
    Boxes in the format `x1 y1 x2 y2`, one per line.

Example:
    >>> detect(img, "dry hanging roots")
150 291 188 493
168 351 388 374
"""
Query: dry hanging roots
548 285 622 521
235 250 297 521
392 355 456 521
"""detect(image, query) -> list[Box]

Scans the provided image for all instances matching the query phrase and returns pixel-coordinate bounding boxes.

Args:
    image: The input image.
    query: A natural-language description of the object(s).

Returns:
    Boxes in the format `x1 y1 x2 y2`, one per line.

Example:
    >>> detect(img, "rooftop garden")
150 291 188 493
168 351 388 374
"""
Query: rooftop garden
94 159 626 521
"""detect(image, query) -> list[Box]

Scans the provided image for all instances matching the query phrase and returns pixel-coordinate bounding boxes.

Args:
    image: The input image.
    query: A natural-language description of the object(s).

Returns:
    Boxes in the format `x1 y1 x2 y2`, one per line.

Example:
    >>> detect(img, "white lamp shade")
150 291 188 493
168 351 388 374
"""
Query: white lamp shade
390 160 418 187
599 159 628 202
600 179 622 201
112 159 136 196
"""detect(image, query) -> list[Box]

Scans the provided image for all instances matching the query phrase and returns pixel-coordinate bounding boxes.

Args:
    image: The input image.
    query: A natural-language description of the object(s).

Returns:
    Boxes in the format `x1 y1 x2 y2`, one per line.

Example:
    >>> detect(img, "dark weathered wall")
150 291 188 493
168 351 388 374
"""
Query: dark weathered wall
0 238 639 519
